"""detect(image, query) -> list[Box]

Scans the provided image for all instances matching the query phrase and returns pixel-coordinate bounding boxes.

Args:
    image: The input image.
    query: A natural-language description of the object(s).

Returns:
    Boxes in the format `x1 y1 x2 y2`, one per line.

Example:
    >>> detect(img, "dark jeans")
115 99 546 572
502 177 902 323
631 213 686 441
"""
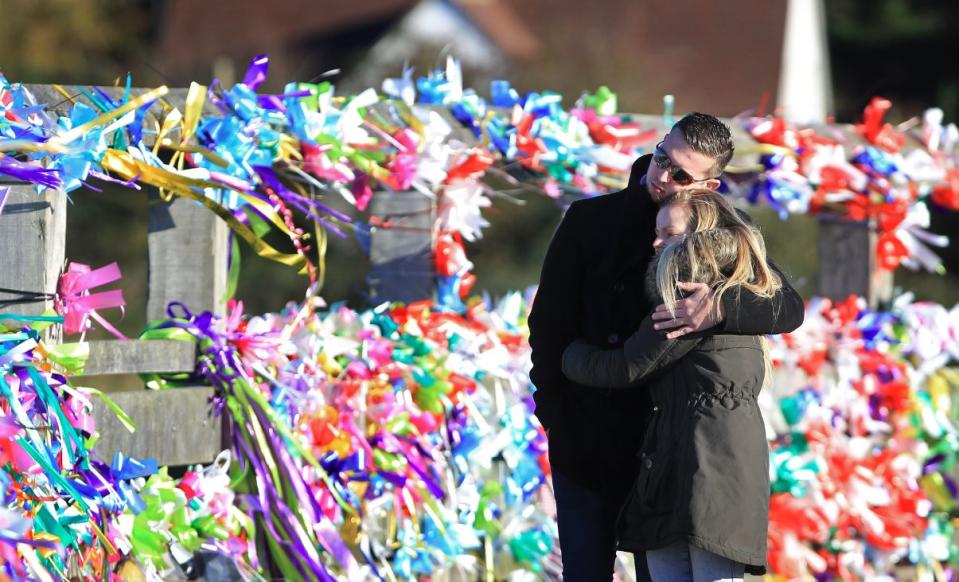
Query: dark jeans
552 469 652 582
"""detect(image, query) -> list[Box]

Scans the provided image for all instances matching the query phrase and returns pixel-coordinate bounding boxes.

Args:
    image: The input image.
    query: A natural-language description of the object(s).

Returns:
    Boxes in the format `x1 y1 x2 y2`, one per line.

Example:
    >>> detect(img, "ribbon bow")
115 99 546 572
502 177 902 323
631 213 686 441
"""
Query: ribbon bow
55 262 127 339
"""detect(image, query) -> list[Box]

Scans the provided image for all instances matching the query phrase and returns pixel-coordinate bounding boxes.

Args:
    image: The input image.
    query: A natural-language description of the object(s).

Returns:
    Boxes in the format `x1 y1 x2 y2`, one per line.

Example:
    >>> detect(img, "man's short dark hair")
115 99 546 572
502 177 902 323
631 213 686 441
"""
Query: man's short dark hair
674 112 735 176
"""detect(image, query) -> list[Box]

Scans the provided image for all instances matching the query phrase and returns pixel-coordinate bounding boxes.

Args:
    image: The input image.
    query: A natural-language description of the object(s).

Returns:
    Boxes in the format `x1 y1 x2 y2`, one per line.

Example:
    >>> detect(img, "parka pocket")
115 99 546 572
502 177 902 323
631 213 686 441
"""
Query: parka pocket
634 446 675 512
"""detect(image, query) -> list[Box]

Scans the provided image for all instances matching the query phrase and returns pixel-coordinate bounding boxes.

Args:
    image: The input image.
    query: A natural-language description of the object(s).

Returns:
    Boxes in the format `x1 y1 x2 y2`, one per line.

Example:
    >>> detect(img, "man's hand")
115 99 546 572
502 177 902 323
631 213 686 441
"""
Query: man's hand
651 282 725 339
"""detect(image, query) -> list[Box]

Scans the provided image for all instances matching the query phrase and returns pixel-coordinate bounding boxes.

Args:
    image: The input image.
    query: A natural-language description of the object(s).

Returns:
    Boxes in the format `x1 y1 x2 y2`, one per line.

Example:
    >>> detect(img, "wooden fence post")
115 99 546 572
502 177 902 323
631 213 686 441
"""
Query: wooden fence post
367 190 435 304
0 182 66 319
146 192 230 320
817 215 893 307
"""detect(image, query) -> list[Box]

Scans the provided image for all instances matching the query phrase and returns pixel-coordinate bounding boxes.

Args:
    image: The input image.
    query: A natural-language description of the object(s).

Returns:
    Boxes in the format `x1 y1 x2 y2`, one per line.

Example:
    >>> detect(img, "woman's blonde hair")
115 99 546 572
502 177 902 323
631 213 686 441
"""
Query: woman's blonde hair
655 189 782 316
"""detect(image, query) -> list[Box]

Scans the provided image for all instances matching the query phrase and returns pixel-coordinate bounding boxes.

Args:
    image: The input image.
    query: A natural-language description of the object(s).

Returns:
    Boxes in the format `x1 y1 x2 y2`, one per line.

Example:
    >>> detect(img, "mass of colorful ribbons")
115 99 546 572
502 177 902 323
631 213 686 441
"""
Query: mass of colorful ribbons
3 285 959 580
1 54 959 580
3 54 959 302
765 295 958 581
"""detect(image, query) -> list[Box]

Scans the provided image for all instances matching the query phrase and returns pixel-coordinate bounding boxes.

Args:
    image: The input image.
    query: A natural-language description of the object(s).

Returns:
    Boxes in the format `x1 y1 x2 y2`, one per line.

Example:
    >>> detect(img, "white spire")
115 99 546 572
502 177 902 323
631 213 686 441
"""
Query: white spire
777 0 833 123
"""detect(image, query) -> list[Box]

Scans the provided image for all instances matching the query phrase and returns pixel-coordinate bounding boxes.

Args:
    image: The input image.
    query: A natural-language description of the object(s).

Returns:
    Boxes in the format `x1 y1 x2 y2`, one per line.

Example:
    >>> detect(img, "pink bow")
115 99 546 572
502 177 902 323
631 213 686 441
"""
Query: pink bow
56 262 127 340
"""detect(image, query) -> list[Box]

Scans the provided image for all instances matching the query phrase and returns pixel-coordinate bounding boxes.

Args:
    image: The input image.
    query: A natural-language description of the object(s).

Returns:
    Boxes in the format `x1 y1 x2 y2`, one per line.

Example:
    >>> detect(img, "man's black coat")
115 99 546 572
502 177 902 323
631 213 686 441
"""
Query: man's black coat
528 154 805 494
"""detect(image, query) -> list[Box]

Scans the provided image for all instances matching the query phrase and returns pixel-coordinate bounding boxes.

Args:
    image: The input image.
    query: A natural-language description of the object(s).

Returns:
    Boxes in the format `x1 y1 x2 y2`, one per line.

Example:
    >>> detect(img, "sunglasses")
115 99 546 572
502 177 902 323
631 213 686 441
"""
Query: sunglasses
652 140 713 186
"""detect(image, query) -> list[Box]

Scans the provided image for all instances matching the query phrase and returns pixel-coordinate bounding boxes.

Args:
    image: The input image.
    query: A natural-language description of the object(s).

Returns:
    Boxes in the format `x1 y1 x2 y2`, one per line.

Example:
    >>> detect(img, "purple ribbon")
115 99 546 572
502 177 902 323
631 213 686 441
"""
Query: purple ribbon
242 54 270 90
0 157 62 189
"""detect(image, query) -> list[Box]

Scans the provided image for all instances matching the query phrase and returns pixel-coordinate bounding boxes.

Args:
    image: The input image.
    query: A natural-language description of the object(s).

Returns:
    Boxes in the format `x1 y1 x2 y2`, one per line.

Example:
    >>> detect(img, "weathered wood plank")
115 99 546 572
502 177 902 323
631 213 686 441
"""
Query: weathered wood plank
817 215 893 307
367 190 435 304
83 339 196 376
147 192 229 321
0 184 66 317
90 386 222 466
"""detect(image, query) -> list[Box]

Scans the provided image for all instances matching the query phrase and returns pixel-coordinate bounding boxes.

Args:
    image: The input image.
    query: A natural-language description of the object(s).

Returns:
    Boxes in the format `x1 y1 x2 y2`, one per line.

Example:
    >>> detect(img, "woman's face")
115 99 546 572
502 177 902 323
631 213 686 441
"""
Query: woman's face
653 203 691 249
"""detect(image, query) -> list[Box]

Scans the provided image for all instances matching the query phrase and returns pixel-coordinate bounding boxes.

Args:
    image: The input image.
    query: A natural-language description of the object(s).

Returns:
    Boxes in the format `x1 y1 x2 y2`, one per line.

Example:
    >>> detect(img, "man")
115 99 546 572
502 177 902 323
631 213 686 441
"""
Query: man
528 113 805 581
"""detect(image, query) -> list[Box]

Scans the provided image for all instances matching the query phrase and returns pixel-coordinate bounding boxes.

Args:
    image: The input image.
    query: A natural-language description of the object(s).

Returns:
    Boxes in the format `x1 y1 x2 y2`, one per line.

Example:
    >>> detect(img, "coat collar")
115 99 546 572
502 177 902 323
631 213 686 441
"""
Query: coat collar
625 154 657 218
609 155 658 278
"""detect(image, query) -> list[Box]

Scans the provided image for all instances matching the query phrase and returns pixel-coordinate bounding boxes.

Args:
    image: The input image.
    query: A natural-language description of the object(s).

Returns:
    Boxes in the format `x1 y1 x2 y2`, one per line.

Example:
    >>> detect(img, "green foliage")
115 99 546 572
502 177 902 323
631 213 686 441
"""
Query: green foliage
827 0 959 122
0 0 151 85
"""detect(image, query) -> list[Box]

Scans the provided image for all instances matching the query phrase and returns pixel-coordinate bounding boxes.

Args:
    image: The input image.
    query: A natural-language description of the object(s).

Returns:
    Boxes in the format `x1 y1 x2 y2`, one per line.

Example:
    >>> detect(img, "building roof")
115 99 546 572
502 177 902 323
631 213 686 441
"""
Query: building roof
157 0 538 79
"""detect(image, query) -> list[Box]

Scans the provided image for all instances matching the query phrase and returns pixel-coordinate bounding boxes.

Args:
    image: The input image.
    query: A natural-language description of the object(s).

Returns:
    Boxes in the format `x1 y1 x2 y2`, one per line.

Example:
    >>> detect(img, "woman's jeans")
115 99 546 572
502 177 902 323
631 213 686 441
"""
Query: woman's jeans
551 470 653 582
645 541 745 582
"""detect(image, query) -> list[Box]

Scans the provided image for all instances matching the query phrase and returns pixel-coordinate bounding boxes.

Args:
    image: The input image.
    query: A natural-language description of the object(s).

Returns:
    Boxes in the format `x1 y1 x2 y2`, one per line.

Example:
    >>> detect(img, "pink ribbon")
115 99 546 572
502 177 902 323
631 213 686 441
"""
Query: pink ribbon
56 262 127 339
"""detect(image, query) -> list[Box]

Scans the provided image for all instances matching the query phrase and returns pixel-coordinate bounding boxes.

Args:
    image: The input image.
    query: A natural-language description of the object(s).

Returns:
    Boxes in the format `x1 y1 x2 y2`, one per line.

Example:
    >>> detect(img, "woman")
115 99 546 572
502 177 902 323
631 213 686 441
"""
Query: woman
561 189 780 581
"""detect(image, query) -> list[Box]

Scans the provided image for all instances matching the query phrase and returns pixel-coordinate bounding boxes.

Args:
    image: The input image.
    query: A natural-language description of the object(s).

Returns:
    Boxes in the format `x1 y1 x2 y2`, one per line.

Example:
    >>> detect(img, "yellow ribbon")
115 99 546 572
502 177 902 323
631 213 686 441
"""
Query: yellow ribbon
314 220 328 292
278 133 303 162
735 143 795 156
161 82 209 202
100 150 308 272
181 82 206 144
156 142 230 168
152 107 182 157
52 86 170 146
0 140 70 154
104 147 297 237
920 472 953 512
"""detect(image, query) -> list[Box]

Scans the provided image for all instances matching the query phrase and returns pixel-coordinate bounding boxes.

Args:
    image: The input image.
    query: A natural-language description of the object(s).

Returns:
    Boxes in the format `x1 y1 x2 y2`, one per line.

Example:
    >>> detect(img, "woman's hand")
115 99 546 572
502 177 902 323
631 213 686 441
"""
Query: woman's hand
651 282 725 338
